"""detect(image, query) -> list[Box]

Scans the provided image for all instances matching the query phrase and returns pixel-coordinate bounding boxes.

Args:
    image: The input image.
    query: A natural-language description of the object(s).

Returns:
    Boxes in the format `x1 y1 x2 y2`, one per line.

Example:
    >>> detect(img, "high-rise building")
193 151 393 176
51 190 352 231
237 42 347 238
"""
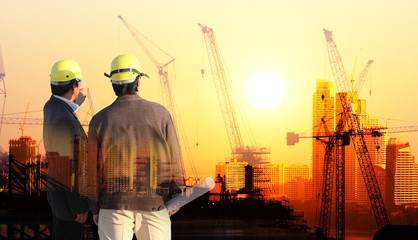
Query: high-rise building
285 177 312 202
46 152 71 191
9 136 45 195
252 164 280 194
251 163 311 200
284 164 310 183
312 79 387 205
102 143 133 194
283 164 311 202
304 178 313 202
335 93 388 204
9 137 37 166
386 138 418 212
312 79 335 201
354 116 388 204
215 159 248 192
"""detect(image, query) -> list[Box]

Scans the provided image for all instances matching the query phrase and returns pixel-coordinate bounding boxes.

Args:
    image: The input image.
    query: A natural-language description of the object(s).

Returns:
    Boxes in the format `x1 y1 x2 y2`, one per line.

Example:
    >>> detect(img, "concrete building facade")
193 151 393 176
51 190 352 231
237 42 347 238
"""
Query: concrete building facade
215 159 248 192
386 138 418 212
312 79 387 205
312 79 335 201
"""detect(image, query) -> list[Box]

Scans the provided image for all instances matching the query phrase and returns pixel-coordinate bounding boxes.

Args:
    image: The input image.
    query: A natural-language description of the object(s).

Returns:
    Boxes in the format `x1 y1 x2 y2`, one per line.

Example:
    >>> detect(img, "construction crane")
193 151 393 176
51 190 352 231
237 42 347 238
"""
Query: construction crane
118 16 197 178
19 103 30 137
354 60 374 93
289 122 416 239
1 117 43 125
118 16 176 124
1 117 89 127
0 45 7 154
321 28 388 239
287 125 418 146
198 23 243 151
85 88 95 115
80 88 95 126
198 23 269 165
0 90 95 129
287 31 389 239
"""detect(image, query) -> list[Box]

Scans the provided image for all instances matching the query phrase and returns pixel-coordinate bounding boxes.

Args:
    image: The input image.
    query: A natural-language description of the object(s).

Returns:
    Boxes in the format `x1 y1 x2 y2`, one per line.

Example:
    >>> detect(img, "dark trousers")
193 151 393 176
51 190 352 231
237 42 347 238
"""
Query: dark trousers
52 215 84 240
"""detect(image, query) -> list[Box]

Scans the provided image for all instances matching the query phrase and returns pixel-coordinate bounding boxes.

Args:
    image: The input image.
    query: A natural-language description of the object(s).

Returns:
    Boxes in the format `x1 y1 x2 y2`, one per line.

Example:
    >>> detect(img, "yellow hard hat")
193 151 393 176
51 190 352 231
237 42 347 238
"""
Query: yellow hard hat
104 54 149 85
50 59 83 85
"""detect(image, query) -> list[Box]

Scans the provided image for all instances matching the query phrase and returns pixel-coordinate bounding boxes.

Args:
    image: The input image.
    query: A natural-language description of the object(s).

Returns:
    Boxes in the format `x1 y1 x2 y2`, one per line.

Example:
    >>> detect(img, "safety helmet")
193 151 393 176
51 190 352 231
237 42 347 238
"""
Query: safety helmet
104 54 149 85
50 59 83 85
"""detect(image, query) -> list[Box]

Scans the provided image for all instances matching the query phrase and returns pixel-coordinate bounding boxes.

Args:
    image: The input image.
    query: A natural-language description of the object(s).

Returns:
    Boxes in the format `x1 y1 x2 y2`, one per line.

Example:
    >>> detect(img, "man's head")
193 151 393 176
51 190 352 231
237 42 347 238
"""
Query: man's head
50 59 82 99
104 54 149 96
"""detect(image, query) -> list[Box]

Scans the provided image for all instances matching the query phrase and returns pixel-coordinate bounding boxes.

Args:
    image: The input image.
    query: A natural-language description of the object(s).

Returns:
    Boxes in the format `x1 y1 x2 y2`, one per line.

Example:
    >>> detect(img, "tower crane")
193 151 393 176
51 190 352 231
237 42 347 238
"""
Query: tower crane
0 88 95 126
0 86 96 128
354 60 373 93
287 30 389 239
198 23 269 165
118 16 197 178
321 29 388 239
0 45 7 154
287 125 418 146
19 103 30 137
118 16 176 126
198 24 243 152
289 122 417 238
0 117 43 125
80 88 95 126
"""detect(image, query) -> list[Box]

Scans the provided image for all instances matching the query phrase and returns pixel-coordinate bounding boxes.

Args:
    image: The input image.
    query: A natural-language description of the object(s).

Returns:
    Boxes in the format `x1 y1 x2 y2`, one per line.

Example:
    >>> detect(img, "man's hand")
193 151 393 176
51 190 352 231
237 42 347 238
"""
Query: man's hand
93 214 99 226
75 212 88 223
79 88 88 98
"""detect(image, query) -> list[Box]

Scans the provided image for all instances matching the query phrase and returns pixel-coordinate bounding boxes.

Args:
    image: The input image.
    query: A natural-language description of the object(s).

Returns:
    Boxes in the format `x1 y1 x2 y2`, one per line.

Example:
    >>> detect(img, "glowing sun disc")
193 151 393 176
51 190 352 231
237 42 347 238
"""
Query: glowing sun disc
246 72 285 109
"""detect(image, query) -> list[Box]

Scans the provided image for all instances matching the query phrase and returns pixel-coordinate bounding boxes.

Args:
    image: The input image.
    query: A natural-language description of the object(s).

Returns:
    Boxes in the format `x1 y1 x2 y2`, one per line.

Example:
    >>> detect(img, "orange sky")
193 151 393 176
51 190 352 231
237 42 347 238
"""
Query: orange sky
0 0 417 178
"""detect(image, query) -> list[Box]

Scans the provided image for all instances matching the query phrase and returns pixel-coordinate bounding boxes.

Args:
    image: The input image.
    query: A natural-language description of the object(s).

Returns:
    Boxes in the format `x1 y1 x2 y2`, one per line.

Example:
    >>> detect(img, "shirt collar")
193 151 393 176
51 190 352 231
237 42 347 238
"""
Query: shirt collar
53 95 80 112
114 94 142 103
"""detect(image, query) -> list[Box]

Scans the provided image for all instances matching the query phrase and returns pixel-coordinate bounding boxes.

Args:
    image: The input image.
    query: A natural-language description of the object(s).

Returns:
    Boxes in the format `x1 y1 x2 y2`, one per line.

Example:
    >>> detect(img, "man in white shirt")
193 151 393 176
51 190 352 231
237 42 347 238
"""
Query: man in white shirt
43 59 89 240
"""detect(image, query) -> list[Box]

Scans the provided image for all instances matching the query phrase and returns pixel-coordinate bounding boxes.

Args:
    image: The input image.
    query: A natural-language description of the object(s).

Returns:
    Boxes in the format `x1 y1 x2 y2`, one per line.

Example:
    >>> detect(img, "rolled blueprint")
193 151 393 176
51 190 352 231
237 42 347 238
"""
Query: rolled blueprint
166 177 215 213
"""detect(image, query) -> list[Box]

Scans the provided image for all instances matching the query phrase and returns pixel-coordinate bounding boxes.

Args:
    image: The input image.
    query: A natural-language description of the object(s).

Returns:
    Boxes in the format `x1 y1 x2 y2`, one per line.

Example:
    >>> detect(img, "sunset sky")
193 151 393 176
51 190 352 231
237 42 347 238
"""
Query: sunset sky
0 0 417 178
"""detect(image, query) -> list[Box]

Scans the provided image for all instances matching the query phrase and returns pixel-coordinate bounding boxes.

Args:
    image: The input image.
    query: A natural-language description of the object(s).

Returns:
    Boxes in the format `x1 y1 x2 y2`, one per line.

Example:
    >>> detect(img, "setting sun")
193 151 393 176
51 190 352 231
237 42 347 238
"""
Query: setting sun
246 72 285 109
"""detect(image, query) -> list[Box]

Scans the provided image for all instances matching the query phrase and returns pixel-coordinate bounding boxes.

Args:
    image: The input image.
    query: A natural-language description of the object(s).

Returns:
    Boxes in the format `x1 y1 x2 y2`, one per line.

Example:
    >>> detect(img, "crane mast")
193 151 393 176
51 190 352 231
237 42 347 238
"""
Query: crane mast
118 16 177 131
320 29 389 239
319 115 348 239
80 88 95 126
119 16 197 177
0 45 7 147
198 24 270 165
318 117 337 238
198 23 244 152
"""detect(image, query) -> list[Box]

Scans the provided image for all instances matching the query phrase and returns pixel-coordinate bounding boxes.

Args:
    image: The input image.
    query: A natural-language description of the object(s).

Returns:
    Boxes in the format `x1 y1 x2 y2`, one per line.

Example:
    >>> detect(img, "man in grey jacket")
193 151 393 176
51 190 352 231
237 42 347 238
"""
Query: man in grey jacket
43 59 90 240
87 54 184 240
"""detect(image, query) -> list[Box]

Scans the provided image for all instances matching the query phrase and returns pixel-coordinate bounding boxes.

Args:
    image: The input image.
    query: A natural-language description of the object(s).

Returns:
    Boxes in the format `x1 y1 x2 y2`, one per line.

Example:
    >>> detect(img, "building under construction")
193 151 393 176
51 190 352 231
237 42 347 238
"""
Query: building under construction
8 136 47 195
0 135 100 239
0 136 51 239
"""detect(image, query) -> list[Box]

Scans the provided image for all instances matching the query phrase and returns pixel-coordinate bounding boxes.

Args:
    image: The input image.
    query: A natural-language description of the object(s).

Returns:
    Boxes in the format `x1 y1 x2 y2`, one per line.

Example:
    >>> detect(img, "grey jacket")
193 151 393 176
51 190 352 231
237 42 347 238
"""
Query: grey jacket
86 94 184 215
43 95 89 221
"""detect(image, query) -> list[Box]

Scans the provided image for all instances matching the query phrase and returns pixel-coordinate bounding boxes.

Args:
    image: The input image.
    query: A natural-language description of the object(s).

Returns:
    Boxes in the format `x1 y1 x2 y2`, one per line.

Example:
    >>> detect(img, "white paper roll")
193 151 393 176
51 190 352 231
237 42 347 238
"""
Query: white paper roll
166 177 215 213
